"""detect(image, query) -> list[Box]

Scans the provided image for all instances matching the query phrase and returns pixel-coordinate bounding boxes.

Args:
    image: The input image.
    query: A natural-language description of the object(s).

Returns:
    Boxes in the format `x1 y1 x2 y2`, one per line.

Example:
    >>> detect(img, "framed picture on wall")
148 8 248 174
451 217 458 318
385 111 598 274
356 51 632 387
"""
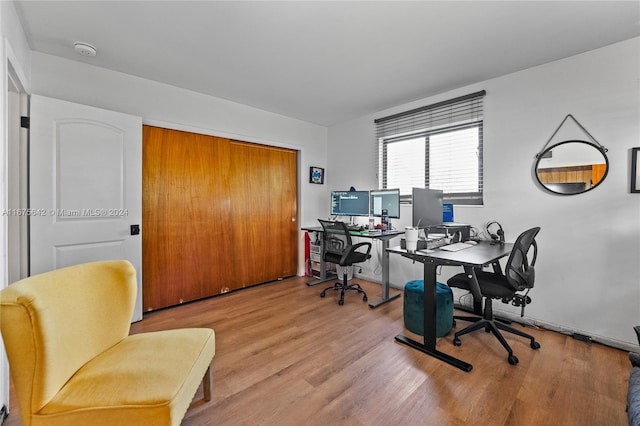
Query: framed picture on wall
632 148 640 193
309 166 324 184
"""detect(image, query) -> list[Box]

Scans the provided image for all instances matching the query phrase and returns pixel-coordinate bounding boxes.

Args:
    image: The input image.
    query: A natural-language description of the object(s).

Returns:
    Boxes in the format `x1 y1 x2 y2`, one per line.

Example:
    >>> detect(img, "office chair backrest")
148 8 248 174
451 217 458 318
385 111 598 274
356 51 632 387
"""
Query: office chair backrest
318 219 353 257
505 227 540 292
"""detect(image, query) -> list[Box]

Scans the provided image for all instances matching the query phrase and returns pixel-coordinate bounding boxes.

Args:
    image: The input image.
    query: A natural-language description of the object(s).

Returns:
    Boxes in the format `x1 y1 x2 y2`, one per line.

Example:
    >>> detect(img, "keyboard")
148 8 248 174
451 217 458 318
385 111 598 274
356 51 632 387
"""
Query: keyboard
440 242 473 252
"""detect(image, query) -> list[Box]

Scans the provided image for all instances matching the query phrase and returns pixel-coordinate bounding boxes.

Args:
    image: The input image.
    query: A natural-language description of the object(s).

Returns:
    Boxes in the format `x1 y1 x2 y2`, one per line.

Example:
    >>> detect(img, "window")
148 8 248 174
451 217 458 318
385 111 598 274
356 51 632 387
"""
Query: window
375 91 485 205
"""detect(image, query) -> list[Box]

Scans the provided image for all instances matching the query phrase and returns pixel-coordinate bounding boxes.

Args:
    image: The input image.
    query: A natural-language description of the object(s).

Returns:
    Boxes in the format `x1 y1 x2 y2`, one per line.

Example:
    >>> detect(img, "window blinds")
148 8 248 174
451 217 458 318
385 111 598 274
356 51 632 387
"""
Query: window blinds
374 90 485 140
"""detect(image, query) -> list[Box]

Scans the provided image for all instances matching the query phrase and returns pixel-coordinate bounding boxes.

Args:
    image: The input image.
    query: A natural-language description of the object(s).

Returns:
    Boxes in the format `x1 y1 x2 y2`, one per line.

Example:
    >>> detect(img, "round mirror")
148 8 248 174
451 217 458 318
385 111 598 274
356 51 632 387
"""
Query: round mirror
535 140 609 195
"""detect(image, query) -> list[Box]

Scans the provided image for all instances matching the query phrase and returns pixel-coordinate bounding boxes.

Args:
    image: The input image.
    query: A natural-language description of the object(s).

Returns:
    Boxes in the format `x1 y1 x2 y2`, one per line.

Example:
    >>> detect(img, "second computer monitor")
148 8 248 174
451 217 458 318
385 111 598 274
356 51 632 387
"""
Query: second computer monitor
370 189 400 219
412 187 443 228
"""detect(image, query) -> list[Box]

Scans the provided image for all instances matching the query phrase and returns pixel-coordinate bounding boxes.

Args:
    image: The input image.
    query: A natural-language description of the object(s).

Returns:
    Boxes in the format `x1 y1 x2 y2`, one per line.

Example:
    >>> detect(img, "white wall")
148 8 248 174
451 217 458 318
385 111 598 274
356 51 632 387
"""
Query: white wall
327 37 640 350
29 52 329 277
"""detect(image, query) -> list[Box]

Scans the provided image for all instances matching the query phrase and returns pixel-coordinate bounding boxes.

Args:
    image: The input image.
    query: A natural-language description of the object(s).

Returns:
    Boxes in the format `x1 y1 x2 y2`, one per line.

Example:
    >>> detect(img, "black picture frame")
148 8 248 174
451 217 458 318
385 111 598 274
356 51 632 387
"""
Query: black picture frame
632 148 640 193
309 166 324 184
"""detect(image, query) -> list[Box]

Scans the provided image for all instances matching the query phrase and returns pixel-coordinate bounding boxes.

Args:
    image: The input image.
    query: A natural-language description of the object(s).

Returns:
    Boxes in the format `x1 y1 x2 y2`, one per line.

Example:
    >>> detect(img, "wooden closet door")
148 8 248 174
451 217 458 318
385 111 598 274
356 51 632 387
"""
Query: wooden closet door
229 141 298 287
142 126 234 311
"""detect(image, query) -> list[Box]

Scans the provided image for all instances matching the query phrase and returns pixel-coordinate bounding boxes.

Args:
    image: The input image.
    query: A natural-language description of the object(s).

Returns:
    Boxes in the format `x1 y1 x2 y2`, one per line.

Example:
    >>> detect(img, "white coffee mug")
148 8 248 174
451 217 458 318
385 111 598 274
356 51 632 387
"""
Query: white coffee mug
405 227 420 252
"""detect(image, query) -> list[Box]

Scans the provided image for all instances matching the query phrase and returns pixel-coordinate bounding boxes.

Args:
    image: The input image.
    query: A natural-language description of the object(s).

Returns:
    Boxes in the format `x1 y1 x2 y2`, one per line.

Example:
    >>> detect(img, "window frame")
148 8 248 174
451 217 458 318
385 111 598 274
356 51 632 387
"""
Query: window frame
375 91 485 206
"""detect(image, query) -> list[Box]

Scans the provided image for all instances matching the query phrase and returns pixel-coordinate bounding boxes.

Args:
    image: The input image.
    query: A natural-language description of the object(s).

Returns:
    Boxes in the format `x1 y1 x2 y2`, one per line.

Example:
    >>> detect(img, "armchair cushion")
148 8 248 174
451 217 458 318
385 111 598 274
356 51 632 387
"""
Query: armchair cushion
39 329 214 426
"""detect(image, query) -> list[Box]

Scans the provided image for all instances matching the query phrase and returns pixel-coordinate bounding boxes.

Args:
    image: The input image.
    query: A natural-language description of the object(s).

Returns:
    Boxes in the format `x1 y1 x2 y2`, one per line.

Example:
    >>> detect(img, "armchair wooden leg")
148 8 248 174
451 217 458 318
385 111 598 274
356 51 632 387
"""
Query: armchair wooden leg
202 364 213 401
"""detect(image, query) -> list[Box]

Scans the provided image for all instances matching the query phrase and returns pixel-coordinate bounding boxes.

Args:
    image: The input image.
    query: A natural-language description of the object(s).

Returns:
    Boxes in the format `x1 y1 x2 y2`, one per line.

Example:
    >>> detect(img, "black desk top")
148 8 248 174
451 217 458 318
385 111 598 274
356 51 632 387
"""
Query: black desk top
387 240 513 267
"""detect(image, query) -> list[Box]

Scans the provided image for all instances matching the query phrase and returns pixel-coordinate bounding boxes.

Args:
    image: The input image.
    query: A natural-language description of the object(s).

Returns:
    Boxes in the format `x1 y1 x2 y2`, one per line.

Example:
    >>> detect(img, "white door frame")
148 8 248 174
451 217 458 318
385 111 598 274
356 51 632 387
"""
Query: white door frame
2 43 29 421
7 64 28 283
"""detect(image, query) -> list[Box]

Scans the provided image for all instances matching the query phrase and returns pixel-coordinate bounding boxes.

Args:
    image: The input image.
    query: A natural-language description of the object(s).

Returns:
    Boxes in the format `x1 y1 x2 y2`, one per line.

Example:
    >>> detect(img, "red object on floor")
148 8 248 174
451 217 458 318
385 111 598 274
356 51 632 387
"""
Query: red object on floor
304 231 311 276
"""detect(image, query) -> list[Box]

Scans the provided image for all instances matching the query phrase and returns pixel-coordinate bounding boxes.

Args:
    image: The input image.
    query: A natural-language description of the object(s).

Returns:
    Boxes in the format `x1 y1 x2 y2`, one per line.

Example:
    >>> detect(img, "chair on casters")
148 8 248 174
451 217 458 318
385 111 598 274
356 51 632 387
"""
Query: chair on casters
318 219 371 305
447 227 542 365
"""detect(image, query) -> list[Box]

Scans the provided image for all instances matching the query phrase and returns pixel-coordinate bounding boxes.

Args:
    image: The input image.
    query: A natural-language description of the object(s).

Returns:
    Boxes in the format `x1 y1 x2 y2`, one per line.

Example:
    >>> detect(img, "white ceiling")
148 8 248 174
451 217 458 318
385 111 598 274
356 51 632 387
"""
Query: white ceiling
14 1 640 127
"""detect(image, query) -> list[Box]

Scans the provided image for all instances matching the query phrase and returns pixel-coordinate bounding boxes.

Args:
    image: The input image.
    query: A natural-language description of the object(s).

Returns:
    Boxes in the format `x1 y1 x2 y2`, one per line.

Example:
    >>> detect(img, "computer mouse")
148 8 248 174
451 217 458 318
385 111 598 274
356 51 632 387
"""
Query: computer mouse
467 240 478 245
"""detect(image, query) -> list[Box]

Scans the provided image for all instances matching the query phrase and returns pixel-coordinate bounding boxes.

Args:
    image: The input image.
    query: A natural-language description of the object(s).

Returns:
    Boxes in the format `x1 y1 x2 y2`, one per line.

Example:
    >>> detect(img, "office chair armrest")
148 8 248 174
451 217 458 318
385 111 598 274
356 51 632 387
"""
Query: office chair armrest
340 242 372 264
351 241 372 255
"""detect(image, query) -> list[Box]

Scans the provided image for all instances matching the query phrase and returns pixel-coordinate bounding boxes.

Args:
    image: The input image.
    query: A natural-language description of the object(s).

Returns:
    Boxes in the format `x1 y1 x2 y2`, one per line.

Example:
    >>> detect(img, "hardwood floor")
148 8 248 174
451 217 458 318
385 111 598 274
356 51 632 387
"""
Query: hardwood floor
5 276 630 425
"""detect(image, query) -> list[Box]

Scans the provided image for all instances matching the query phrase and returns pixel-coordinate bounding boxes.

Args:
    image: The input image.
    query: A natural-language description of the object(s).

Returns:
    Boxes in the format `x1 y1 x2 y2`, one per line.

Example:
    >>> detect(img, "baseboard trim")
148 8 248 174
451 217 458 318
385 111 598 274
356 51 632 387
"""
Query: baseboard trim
482 304 637 353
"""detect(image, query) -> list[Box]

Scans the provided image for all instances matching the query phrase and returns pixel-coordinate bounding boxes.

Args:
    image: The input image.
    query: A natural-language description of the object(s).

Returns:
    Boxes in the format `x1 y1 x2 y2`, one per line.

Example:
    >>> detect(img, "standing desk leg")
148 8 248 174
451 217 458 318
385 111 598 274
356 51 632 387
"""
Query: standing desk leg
394 261 472 372
368 238 401 308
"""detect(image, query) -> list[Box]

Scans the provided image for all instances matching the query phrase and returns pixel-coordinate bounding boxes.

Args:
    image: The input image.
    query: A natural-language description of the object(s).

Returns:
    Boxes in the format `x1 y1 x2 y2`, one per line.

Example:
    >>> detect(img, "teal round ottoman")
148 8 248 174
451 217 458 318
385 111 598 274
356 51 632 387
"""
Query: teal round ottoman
403 280 453 337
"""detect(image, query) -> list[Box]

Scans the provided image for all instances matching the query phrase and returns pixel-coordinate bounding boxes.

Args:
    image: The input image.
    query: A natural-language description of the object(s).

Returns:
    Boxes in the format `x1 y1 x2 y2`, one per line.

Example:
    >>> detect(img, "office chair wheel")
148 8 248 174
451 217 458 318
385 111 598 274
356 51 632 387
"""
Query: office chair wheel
531 341 541 350
320 291 326 298
453 337 462 346
339 299 344 306
362 295 368 302
508 355 519 365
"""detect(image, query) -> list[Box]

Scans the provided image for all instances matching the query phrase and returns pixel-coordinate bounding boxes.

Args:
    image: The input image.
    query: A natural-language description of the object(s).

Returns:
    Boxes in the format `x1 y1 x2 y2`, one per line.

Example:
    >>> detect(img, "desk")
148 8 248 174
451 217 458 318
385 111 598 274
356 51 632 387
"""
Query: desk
388 241 513 372
302 226 403 308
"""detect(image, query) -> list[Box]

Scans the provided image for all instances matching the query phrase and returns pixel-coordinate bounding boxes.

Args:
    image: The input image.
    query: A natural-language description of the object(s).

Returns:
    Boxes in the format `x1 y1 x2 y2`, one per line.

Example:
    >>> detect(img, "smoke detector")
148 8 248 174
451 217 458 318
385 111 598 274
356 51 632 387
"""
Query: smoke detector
73 42 97 57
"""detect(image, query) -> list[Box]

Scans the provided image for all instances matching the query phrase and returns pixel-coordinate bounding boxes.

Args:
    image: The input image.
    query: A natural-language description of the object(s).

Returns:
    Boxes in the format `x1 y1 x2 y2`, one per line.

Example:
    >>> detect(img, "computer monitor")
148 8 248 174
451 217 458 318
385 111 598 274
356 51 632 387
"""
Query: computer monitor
330 190 370 217
370 189 400 219
412 187 443 228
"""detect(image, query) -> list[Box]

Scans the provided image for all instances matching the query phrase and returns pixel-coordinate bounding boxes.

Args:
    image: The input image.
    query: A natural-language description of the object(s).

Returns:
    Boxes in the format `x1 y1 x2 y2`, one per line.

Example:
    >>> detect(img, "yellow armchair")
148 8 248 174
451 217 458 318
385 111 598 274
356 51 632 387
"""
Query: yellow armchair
0 260 215 426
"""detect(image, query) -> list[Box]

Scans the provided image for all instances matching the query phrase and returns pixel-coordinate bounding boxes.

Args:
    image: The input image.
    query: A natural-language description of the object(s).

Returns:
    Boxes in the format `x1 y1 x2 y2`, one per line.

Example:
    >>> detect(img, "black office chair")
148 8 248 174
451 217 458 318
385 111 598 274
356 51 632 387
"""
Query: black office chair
447 227 541 365
317 219 371 305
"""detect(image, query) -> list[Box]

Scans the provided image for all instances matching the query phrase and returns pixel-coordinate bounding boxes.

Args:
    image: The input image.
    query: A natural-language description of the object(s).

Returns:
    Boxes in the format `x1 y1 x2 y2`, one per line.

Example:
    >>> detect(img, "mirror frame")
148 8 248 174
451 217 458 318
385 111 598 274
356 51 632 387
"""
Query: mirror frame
535 139 609 196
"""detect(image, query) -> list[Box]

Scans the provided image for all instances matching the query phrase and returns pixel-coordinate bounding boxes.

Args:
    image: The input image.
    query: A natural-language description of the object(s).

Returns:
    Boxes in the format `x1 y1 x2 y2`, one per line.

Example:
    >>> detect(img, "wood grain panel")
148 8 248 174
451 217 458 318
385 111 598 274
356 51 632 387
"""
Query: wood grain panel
591 163 607 185
143 127 298 310
142 126 234 311
229 141 297 287
537 164 599 186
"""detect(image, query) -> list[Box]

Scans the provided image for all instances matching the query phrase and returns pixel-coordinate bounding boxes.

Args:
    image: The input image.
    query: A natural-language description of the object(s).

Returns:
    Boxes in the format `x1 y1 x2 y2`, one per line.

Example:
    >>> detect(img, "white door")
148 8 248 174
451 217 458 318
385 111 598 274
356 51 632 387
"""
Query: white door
30 95 143 321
